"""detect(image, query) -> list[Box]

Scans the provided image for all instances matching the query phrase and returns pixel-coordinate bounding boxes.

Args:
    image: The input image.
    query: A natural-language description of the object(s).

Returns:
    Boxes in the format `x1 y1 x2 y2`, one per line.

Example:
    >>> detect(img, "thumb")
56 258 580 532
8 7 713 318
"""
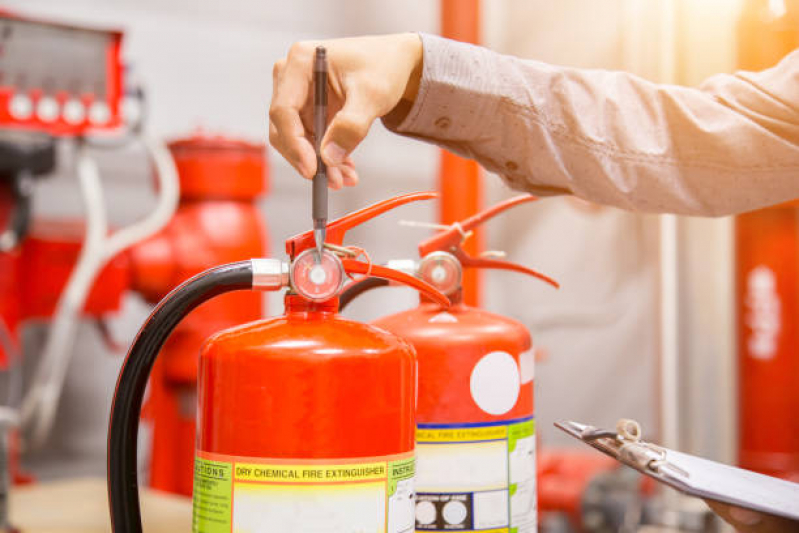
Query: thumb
321 91 377 167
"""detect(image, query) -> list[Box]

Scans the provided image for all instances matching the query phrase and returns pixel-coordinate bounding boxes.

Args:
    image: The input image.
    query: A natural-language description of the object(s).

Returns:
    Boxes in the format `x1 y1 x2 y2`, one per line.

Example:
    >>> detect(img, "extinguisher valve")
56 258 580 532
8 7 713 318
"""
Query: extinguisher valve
251 258 290 290
418 251 462 295
290 249 345 302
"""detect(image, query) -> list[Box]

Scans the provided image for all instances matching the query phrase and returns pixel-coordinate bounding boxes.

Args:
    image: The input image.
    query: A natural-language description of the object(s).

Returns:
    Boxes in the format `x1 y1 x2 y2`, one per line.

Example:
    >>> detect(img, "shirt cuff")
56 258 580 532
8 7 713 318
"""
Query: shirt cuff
382 33 501 141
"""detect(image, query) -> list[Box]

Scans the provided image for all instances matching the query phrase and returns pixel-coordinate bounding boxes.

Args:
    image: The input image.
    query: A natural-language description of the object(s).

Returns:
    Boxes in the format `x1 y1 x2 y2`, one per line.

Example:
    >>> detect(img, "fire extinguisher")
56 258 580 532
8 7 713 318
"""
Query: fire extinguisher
107 192 451 533
340 195 558 533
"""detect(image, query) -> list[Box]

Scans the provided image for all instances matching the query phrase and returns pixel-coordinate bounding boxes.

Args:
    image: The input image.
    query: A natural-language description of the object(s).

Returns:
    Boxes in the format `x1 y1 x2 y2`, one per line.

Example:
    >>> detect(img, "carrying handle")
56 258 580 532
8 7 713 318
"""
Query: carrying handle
287 191 437 258
418 195 559 289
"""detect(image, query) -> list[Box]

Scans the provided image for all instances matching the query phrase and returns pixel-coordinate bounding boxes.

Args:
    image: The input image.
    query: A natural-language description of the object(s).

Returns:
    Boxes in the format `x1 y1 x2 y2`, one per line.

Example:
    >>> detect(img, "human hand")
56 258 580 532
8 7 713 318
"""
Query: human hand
706 500 799 533
269 33 423 189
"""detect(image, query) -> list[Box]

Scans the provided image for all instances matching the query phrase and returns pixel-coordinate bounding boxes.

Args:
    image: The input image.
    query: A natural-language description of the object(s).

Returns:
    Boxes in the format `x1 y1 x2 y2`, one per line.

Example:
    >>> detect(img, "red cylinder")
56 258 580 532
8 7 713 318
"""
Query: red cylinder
735 0 799 481
130 133 269 496
373 299 536 532
193 295 417 532
736 207 799 480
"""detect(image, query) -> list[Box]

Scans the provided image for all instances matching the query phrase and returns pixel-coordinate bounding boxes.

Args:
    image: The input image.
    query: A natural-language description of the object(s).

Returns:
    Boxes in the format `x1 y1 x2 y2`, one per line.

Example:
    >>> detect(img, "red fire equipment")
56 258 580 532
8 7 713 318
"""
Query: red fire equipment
107 192 451 533
735 0 799 481
129 134 269 496
0 12 124 137
340 196 558 533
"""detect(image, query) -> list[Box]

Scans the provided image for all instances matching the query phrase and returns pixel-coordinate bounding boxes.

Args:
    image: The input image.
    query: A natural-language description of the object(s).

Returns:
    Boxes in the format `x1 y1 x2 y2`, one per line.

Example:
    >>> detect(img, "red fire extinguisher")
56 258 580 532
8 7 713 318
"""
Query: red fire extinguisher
107 192 451 533
340 195 558 533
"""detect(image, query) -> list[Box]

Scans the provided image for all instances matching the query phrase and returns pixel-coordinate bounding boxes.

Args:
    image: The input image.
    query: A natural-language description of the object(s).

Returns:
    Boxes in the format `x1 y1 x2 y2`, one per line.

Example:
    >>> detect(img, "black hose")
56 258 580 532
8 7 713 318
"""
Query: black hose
338 277 390 311
0 171 33 252
107 261 253 532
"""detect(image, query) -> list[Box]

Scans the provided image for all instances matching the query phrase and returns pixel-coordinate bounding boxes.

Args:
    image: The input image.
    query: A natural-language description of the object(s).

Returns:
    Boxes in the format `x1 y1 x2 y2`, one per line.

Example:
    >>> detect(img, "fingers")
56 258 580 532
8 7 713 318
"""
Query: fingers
269 46 317 178
325 157 358 190
340 158 359 187
321 89 379 169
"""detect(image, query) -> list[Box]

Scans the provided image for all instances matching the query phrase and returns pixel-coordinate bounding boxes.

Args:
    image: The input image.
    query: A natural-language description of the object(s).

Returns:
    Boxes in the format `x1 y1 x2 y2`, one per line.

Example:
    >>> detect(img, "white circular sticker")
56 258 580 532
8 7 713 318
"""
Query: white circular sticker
415 501 436 525
442 500 468 525
470 351 521 415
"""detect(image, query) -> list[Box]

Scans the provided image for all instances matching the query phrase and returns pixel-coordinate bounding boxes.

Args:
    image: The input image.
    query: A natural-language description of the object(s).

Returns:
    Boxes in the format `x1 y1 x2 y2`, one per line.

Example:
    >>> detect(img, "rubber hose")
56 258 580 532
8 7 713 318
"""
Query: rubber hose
107 261 253 532
338 277 390 311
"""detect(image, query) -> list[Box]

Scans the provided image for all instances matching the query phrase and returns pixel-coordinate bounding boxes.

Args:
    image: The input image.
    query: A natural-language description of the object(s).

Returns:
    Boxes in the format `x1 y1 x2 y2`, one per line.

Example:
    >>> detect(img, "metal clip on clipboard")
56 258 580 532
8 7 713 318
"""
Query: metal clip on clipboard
556 419 799 522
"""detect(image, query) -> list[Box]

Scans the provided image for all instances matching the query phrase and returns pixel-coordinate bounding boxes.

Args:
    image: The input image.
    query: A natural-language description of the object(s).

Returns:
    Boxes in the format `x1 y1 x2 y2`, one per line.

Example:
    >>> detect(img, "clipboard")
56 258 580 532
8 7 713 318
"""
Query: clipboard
555 419 799 522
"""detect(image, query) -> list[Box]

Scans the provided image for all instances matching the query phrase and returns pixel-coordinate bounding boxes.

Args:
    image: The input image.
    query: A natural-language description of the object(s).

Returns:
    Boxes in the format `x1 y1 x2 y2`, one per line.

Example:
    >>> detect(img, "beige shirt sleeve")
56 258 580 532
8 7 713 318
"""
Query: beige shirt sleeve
383 34 799 216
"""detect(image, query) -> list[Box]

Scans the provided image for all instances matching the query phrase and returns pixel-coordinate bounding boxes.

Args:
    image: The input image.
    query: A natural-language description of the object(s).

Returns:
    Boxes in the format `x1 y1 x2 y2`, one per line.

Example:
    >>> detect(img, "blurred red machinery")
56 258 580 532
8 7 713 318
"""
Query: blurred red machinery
0 9 125 369
0 11 124 137
132 134 268 495
735 0 799 482
0 133 268 497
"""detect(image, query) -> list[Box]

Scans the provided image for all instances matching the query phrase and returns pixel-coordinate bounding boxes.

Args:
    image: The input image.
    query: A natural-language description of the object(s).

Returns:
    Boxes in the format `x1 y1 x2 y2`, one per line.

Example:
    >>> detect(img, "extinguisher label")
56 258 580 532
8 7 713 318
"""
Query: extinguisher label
414 417 536 533
191 450 416 533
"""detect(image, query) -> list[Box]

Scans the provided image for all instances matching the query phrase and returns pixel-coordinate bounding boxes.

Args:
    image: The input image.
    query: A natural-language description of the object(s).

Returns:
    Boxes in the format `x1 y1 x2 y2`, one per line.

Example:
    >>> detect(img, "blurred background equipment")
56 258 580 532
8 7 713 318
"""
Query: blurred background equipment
0 11 124 136
132 133 268 496
735 0 799 484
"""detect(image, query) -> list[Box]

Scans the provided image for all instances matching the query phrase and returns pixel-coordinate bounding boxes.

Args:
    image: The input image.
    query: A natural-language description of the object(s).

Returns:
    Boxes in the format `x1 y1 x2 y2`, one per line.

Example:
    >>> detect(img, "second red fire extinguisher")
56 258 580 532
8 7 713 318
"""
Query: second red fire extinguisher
107 192 451 533
340 195 558 533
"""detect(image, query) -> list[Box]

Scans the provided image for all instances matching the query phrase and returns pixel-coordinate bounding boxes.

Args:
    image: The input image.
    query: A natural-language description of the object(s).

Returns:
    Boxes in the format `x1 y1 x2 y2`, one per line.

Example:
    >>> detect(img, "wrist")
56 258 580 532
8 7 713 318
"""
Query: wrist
401 33 423 102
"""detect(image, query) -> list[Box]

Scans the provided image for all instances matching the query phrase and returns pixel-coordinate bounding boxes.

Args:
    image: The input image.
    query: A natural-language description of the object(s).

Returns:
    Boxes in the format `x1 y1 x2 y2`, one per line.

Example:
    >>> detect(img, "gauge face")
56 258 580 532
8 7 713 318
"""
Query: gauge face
419 252 461 295
290 249 344 302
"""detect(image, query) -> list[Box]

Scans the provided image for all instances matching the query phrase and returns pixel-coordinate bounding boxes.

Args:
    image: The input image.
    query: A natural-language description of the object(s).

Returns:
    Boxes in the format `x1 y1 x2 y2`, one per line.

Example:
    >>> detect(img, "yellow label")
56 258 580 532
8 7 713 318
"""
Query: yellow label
233 461 388 483
192 451 415 533
416 424 508 443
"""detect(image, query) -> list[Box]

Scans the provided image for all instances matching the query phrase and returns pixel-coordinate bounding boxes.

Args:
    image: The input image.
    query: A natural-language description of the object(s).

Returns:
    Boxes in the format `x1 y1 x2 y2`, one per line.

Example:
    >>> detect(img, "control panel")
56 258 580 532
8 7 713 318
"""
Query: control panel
0 11 124 136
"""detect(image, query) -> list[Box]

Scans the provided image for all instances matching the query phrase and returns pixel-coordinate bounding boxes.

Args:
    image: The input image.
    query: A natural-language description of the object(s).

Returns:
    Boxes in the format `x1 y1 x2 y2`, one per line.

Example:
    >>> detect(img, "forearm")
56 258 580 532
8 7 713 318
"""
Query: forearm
384 34 799 216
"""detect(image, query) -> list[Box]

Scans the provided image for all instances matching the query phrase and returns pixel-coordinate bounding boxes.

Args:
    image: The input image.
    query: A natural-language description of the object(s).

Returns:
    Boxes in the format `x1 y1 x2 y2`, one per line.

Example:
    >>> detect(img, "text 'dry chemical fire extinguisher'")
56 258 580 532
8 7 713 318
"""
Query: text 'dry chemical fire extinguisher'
340 195 559 533
107 192 451 533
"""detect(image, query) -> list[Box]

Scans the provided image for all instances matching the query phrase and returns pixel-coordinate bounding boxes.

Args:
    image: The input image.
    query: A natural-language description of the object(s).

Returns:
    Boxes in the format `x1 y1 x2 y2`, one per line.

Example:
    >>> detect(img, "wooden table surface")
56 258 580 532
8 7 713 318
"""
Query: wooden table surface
9 478 192 532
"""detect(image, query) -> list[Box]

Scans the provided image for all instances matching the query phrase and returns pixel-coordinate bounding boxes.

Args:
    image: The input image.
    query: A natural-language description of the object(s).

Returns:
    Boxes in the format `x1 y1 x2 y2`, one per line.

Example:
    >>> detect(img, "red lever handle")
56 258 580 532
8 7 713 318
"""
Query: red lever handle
418 195 538 256
287 191 438 258
417 195 558 289
451 249 559 289
341 259 451 307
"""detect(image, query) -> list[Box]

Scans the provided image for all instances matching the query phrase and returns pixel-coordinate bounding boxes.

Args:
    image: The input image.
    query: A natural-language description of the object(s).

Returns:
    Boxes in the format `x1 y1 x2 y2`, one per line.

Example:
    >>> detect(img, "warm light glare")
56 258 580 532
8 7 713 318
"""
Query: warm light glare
769 0 788 18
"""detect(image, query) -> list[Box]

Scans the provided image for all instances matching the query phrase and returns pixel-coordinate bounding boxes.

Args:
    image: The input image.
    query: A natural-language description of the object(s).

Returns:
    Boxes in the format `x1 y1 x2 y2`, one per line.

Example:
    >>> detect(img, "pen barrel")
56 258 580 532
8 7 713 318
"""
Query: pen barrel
313 173 327 223
313 46 328 223
313 48 328 153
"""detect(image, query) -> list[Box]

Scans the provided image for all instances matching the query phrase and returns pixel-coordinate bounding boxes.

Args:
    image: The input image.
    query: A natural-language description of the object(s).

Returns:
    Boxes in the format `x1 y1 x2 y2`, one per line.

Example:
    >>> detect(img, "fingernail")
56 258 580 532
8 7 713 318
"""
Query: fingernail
729 507 762 526
323 143 347 166
297 160 314 179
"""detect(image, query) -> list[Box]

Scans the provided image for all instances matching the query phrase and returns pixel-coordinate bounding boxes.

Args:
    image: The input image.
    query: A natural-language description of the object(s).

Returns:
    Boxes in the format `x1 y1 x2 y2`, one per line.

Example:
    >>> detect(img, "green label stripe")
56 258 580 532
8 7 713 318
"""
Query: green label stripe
507 419 535 452
387 456 415 497
192 458 232 533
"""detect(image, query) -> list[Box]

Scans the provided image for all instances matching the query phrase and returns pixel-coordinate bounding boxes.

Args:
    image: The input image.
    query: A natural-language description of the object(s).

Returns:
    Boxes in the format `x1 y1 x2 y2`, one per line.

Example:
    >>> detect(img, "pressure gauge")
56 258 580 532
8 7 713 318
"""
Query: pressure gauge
419 251 462 295
290 249 345 302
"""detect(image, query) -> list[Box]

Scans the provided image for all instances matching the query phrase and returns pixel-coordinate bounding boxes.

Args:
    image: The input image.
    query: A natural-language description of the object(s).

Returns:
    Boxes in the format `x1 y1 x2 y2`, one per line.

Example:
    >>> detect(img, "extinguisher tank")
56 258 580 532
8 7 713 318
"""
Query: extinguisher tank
375 302 532 424
186 193 449 533
365 196 557 533
198 294 416 457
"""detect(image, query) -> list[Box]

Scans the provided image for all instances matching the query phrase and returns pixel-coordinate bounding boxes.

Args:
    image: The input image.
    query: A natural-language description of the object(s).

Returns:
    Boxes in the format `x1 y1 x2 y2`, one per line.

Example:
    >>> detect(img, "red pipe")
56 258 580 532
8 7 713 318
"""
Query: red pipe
440 0 483 307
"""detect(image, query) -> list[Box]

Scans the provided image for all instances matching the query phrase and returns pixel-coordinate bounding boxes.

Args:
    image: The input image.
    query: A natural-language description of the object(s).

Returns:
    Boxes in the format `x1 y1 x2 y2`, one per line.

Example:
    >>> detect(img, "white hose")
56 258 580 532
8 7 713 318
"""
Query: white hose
20 137 179 449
